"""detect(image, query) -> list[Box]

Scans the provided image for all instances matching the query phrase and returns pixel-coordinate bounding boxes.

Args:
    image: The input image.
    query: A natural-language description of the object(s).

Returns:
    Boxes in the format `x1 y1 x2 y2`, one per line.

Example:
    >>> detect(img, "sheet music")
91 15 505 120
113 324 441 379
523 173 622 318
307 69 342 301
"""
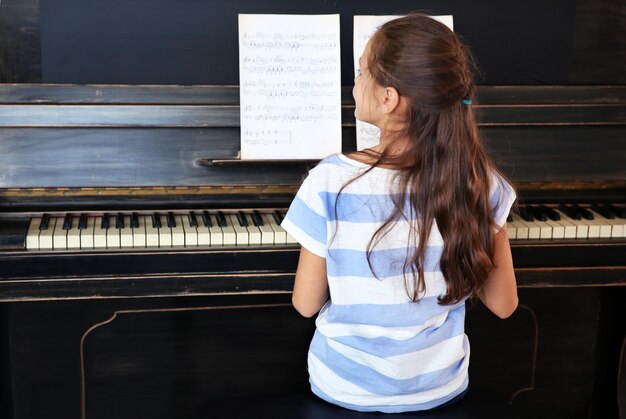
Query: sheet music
353 15 454 150
238 14 342 160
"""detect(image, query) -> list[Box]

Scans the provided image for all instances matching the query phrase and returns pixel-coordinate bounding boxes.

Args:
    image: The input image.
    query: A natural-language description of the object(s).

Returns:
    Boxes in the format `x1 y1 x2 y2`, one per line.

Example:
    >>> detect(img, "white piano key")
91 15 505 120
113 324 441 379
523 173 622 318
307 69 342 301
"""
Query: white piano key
209 214 227 246
133 215 146 248
228 214 249 246
584 217 601 239
572 210 606 238
159 215 172 247
145 216 159 247
53 217 68 250
196 214 211 246
530 217 564 240
506 220 517 240
93 216 108 248
181 214 198 246
589 210 625 238
263 213 287 244
554 210 589 239
555 217 577 239
244 213 262 245
39 217 55 250
538 221 552 240
221 214 238 246
256 213 276 245
280 211 298 244
172 215 186 247
107 218 121 248
67 217 81 249
26 218 41 250
81 217 96 249
509 218 527 240
120 216 134 247
512 214 541 240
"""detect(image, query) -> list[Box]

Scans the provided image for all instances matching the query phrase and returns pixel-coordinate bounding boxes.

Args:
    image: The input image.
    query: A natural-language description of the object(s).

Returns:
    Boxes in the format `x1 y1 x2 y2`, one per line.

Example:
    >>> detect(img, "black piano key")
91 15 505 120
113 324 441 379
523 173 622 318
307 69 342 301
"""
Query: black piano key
152 212 162 228
62 213 73 230
39 214 50 231
573 204 594 220
273 210 284 224
188 211 198 227
101 213 110 229
518 207 534 222
538 206 561 221
528 206 547 222
237 211 249 227
130 212 139 228
591 203 616 219
605 203 626 219
167 212 176 228
506 214 513 223
558 204 581 220
0 218 29 250
252 210 264 226
78 213 88 230
216 211 227 227
202 211 212 228
116 213 125 229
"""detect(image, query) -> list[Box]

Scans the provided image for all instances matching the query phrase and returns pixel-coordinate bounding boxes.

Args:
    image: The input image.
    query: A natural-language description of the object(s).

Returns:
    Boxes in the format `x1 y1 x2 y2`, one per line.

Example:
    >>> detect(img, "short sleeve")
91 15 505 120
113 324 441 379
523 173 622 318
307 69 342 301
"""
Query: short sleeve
489 171 517 231
281 168 328 258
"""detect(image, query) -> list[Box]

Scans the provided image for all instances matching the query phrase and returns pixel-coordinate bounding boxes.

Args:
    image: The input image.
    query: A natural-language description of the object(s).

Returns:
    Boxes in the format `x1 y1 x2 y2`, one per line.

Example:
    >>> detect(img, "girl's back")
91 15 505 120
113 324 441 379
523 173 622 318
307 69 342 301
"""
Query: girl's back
282 153 514 412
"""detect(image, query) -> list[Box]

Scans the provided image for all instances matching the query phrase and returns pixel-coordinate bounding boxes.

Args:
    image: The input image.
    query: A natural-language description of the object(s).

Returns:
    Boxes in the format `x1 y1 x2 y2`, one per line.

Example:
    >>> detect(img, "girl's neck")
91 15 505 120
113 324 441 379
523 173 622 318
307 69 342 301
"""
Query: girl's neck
347 133 413 168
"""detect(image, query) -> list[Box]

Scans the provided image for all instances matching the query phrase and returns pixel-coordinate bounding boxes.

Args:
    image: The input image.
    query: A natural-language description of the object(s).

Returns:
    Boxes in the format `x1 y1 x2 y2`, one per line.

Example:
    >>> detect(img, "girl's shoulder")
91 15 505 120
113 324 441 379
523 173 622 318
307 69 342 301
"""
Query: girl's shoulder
308 153 363 178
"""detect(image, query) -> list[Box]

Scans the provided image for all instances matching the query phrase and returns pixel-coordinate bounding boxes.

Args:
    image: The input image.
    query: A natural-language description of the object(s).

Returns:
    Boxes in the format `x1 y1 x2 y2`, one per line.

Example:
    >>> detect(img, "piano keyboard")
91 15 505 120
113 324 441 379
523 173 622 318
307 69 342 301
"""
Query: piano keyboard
25 210 297 251
20 204 626 251
506 203 626 240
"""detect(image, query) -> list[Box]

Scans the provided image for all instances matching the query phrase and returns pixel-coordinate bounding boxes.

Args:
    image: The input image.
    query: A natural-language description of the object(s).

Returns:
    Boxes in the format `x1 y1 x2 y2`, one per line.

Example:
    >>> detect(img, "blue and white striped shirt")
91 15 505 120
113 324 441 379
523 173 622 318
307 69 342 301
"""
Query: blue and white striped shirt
281 153 516 413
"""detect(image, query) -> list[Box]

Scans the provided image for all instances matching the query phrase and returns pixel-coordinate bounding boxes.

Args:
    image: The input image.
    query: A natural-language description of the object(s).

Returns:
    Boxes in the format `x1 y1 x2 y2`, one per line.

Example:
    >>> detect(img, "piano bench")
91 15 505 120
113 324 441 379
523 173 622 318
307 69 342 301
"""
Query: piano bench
205 390 515 419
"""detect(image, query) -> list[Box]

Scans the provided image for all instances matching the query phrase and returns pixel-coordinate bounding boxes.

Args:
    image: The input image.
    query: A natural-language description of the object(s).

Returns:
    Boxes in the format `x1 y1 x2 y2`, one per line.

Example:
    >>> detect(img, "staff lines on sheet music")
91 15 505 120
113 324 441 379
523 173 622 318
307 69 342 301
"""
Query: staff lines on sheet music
242 129 293 146
242 104 339 123
241 64 338 76
243 56 337 66
242 88 337 99
243 32 336 41
241 40 338 51
242 80 337 89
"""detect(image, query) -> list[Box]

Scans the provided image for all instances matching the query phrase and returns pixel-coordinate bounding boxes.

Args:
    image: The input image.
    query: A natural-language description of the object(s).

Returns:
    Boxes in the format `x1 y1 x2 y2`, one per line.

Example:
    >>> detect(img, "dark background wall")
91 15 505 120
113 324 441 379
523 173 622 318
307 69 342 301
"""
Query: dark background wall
0 0 624 85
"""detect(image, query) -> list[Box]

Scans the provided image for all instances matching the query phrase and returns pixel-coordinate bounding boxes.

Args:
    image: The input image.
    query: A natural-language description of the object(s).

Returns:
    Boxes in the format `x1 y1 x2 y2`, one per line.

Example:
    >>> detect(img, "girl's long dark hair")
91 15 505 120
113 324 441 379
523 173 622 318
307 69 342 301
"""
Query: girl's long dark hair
346 14 512 305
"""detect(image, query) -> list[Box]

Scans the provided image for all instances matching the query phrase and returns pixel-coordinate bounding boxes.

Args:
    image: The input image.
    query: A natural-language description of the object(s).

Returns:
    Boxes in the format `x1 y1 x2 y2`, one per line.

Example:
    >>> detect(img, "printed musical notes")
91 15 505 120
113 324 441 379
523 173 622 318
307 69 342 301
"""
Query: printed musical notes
353 15 454 151
239 14 342 160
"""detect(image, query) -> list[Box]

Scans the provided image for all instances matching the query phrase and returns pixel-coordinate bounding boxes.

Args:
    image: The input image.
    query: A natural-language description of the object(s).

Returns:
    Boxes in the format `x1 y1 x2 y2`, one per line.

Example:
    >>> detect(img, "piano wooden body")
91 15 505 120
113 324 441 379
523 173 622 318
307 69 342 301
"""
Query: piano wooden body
0 84 624 419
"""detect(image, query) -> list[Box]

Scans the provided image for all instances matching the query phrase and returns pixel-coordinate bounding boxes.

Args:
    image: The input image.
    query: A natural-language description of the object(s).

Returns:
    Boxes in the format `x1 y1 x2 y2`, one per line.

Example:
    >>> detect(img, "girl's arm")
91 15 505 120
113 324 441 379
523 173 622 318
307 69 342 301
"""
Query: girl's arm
478 223 519 319
292 247 329 318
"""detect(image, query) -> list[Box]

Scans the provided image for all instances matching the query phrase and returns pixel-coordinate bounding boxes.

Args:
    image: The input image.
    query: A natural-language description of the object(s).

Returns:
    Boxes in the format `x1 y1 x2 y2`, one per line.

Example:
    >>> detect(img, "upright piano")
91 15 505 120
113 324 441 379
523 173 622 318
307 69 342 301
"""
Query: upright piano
0 84 624 419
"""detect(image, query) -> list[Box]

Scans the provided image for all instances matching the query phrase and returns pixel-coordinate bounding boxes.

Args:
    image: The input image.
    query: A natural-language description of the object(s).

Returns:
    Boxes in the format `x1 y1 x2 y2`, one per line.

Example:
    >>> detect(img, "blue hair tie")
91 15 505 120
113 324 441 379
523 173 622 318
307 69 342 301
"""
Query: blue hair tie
461 99 472 105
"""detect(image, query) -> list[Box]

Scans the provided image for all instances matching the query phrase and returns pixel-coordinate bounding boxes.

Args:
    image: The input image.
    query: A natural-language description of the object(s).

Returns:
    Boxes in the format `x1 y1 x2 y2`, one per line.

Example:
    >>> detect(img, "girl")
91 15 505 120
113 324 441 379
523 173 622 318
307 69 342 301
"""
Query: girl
280 13 518 413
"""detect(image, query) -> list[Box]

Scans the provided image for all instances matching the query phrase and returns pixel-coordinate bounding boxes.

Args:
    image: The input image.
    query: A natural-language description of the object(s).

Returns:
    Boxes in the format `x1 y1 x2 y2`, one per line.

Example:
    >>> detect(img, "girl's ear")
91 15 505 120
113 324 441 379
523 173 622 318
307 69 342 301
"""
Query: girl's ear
381 86 401 114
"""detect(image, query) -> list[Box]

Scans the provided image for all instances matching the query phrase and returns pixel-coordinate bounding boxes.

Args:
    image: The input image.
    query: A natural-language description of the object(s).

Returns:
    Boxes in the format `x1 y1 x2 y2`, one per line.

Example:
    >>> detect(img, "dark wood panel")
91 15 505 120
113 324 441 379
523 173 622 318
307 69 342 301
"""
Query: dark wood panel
1 123 623 188
1 103 624 128
0 241 624 302
0 105 240 127
2 85 625 105
2 288 604 419
0 0 41 83
571 0 626 84
483 125 626 183
0 128 311 188
0 84 242 105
